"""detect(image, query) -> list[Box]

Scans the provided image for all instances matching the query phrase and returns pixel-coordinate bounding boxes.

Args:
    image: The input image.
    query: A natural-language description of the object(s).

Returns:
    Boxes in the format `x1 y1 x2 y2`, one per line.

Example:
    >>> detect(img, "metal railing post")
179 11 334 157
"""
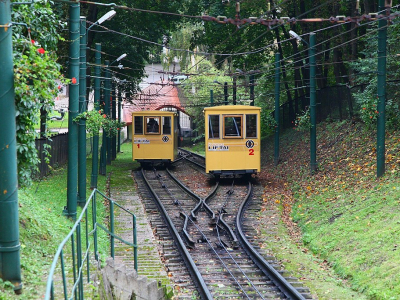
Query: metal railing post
110 201 115 258
133 215 138 271
61 251 67 300
92 191 98 261
85 209 89 282
71 234 77 300
76 224 83 299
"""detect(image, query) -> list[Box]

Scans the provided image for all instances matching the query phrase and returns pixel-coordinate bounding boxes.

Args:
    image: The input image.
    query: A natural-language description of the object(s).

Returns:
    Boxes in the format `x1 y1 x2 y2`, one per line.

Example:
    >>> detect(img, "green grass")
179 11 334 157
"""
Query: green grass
261 120 400 299
293 180 400 298
0 142 135 299
183 141 205 156
33 111 69 131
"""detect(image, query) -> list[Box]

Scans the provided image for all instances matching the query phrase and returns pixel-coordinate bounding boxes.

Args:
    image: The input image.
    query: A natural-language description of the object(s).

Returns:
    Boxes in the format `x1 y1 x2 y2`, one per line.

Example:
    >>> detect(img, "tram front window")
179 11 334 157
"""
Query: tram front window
246 114 257 138
223 115 242 138
146 117 160 134
208 115 220 139
134 116 143 134
163 116 171 134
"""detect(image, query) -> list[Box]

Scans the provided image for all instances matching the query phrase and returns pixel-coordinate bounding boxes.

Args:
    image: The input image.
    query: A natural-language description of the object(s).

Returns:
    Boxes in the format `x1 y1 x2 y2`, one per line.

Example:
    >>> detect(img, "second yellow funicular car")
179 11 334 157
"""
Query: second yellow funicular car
132 110 178 167
204 105 261 177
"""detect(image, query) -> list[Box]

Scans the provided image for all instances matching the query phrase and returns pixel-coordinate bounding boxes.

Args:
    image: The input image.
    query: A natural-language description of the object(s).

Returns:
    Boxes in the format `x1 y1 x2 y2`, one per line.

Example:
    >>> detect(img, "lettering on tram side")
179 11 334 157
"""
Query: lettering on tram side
134 138 150 144
208 143 229 151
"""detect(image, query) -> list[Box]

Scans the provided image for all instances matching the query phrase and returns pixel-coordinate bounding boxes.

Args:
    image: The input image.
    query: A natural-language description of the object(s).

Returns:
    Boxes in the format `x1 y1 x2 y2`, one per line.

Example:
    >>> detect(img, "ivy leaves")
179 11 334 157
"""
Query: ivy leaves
13 39 67 187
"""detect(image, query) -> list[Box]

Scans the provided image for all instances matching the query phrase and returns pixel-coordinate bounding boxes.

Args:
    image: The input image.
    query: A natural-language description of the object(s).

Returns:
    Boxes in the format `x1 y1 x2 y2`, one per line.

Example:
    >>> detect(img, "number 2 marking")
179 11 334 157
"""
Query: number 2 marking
249 149 254 155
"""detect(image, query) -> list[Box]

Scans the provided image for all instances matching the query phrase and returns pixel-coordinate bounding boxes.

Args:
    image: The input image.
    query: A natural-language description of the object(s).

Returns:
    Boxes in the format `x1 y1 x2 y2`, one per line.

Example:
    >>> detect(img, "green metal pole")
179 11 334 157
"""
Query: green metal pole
117 89 122 153
111 83 116 160
309 33 317 174
78 17 87 207
224 82 228 105
274 53 281 166
91 43 101 188
99 79 106 176
125 90 130 142
250 74 255 106
377 0 387 178
233 76 237 105
210 89 213 106
0 0 22 292
64 2 80 219
104 63 111 165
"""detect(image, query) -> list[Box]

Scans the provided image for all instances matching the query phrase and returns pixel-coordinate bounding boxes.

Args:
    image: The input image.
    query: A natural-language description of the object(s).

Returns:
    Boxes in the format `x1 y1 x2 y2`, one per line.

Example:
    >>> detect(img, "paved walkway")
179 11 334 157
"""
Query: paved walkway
109 178 173 292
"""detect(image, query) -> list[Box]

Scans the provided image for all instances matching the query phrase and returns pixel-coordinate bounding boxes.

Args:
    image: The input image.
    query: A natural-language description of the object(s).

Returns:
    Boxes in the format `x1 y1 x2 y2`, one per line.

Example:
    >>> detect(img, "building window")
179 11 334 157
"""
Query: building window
134 116 143 134
246 114 257 138
145 117 160 134
208 115 220 139
163 116 171 135
223 115 242 138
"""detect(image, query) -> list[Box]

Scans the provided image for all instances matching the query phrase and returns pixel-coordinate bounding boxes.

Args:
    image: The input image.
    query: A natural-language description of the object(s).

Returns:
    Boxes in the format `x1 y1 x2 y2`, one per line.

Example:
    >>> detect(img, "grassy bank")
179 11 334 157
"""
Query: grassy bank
0 142 134 300
261 120 400 299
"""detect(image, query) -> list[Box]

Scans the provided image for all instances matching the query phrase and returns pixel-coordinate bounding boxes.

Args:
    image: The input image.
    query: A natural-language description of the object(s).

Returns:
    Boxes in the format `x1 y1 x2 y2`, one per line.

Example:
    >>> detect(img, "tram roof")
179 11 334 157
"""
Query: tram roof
132 110 177 116
203 105 261 112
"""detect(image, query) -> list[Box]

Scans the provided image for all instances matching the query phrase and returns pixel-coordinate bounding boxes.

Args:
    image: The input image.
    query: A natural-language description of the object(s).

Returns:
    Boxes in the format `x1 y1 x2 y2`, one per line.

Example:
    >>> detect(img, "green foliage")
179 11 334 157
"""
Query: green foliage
74 109 126 138
352 80 379 130
13 39 67 187
294 109 311 132
260 110 277 136
12 1 66 187
74 109 105 137
162 22 202 71
102 118 126 138
348 21 400 131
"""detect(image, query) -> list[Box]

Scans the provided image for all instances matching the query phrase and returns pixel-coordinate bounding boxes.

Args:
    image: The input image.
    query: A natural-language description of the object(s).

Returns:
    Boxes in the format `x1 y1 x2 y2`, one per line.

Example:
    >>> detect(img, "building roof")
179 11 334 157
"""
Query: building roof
123 80 184 125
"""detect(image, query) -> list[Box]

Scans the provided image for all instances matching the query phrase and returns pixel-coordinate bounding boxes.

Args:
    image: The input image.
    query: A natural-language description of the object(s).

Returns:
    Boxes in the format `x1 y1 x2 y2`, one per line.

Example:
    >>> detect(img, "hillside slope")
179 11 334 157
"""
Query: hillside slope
259 120 400 299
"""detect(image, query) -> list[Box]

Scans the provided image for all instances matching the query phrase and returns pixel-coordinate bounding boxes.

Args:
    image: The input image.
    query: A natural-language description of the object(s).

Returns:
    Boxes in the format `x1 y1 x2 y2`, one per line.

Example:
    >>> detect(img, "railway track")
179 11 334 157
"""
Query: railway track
133 150 312 299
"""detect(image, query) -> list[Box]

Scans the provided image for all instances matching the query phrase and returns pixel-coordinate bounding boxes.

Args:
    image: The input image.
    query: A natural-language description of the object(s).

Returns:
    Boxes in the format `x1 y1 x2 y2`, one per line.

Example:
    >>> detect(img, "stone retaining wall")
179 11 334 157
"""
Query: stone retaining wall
96 258 167 300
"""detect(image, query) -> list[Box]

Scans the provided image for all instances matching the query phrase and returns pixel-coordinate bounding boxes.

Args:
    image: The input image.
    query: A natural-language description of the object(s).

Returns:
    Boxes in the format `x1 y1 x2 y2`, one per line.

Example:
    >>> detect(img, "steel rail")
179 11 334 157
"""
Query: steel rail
162 167 259 298
141 168 213 300
212 180 266 299
166 167 203 220
236 182 306 300
177 148 206 170
164 162 282 298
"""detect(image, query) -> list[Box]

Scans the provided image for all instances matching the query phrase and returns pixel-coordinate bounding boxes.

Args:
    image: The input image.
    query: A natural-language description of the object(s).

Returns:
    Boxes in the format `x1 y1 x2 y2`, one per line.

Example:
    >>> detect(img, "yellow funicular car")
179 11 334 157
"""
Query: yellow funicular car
132 110 178 166
204 105 261 177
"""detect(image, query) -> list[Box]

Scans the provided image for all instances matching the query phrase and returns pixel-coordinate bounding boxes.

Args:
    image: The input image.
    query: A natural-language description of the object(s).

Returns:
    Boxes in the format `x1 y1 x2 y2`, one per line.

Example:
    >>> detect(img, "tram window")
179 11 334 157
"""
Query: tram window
246 114 257 138
145 117 160 134
223 115 242 138
134 116 143 134
208 115 220 139
163 116 171 135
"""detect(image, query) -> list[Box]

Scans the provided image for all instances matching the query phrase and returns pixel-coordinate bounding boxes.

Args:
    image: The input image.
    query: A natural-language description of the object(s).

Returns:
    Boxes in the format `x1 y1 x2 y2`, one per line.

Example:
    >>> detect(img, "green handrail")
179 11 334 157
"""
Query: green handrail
45 189 138 300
